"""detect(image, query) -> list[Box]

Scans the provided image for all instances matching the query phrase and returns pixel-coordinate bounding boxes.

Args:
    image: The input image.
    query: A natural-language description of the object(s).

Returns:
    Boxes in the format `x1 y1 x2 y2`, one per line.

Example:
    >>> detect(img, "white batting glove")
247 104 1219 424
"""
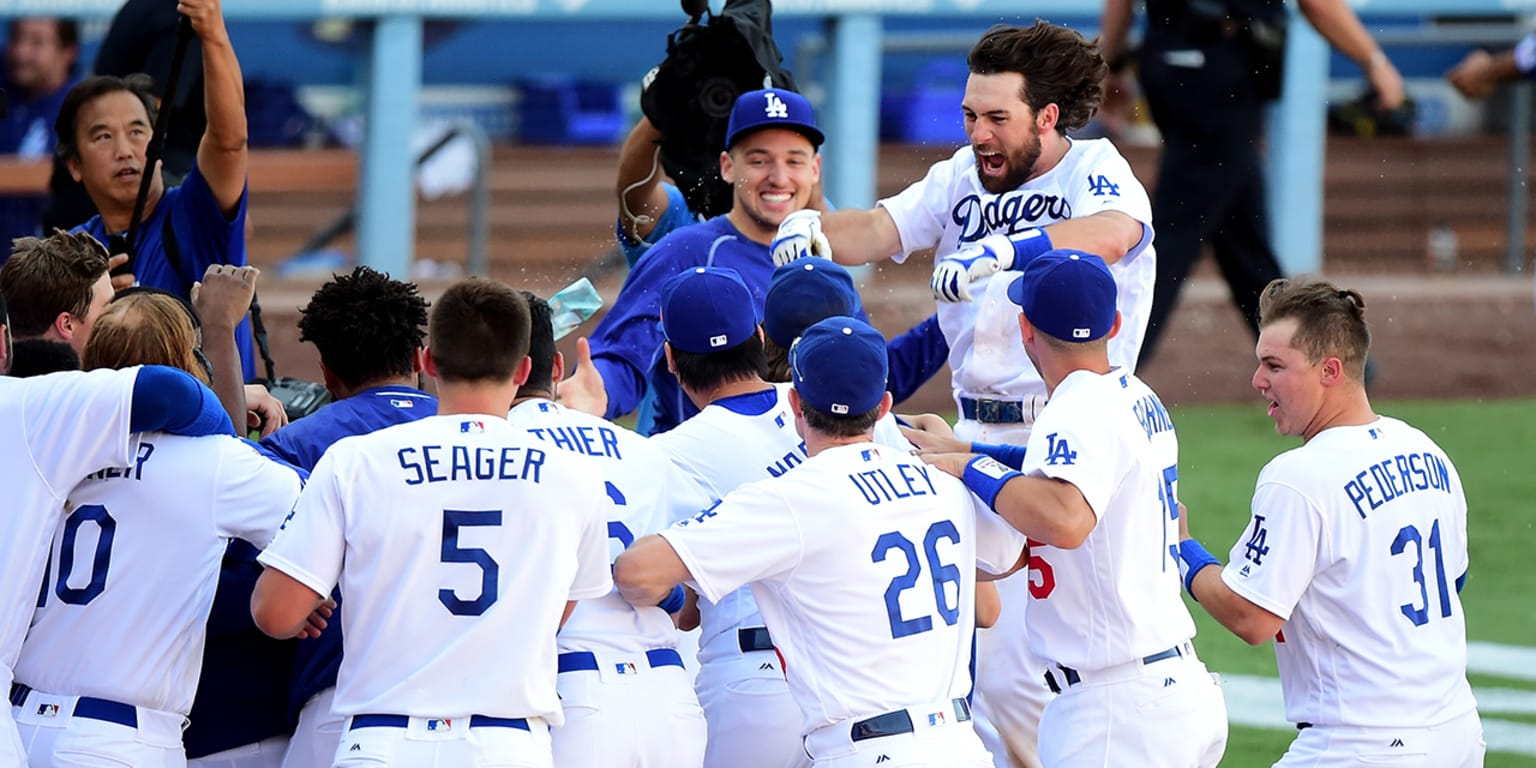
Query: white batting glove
770 209 832 267
929 234 1015 303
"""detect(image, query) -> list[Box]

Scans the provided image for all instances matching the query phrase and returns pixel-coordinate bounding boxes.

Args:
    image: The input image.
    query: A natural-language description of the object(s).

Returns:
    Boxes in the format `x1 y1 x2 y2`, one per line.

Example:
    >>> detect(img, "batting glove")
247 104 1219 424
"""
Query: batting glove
770 209 832 267
929 234 1015 303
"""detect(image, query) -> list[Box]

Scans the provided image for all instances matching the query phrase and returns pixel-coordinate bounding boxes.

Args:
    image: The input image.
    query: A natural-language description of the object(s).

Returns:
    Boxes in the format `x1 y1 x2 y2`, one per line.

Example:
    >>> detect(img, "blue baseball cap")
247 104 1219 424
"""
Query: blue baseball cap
790 318 888 416
1007 250 1118 342
763 260 862 347
726 88 824 151
660 266 760 354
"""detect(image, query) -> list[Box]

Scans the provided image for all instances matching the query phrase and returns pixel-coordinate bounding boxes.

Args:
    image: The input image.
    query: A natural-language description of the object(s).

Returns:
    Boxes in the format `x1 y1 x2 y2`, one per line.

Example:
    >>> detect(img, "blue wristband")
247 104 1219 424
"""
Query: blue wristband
657 585 687 614
970 441 1027 470
1007 228 1054 271
1177 539 1221 601
961 455 1023 509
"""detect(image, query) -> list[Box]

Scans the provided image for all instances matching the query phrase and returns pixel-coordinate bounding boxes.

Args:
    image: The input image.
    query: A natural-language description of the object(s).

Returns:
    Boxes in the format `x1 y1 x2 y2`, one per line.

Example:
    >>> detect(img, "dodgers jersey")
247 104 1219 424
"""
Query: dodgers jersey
879 139 1155 402
661 443 1026 732
507 398 696 654
1019 369 1197 670
258 414 612 723
17 435 302 715
651 383 913 664
0 368 142 694
1221 417 1478 728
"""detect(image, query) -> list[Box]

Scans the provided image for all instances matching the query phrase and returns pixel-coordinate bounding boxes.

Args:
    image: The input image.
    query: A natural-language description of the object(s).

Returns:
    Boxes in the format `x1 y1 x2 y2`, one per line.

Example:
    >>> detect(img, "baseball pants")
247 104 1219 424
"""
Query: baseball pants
188 736 289 768
282 687 343 768
801 703 993 768
696 650 807 768
1274 709 1485 768
334 715 552 768
12 687 187 768
1036 647 1228 767
551 649 706 767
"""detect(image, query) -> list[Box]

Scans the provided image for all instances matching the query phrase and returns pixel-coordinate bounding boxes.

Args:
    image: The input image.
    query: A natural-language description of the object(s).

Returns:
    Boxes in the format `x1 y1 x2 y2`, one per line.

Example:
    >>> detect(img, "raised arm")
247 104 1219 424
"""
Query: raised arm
616 117 672 246
1296 0 1404 108
185 0 248 213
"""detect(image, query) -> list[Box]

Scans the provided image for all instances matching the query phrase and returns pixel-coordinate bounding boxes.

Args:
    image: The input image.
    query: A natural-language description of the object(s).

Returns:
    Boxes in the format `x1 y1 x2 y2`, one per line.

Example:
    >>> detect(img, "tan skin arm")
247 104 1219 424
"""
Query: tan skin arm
184 0 249 214
823 206 1143 267
613 533 692 609
1178 502 1286 645
616 117 672 245
1447 47 1523 100
922 452 1097 549
975 581 1002 629
250 567 333 639
1296 0 1405 109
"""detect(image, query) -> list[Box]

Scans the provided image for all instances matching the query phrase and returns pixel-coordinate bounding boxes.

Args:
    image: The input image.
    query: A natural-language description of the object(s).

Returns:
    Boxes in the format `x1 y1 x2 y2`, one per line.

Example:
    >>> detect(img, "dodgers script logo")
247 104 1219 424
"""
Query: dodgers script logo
764 92 788 118
952 192 1072 243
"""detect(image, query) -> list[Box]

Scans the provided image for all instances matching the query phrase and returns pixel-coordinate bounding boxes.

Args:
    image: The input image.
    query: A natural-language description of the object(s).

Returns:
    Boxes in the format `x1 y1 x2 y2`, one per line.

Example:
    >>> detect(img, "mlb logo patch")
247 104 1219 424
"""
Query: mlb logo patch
36 704 59 718
460 421 485 434
389 399 415 408
427 719 453 732
709 334 729 348
928 711 946 726
615 662 638 675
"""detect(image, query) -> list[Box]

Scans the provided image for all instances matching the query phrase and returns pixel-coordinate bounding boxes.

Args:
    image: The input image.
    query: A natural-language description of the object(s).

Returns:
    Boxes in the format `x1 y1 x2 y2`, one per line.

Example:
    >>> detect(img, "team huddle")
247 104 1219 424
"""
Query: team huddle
0 14 1487 768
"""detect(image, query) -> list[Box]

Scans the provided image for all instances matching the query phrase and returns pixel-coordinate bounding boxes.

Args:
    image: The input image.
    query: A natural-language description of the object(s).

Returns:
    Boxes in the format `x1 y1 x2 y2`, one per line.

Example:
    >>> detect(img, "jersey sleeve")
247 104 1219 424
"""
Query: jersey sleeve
210 436 305 548
1219 480 1327 621
1068 146 1154 265
658 481 804 604
877 150 964 263
1020 393 1122 522
885 314 948 404
24 368 140 498
569 471 615 601
257 449 349 599
972 493 1029 577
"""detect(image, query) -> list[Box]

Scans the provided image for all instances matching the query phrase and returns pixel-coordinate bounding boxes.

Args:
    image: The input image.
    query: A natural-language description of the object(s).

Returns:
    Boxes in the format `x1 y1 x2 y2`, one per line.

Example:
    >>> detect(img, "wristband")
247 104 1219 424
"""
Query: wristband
970 441 1027 470
1177 539 1221 602
1006 228 1054 271
657 584 687 614
962 455 1023 509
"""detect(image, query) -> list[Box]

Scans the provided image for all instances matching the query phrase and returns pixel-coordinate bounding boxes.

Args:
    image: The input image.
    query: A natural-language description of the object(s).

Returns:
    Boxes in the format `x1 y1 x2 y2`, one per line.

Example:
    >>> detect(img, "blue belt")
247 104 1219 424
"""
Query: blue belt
738 626 775 653
850 698 971 742
1045 645 1188 692
960 397 1026 424
9 683 137 728
349 714 528 731
557 648 684 673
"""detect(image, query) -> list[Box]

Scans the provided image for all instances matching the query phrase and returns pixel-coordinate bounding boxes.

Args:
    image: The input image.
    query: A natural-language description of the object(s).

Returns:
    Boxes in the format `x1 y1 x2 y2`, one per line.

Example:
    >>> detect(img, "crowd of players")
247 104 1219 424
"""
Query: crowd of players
0 6 1490 768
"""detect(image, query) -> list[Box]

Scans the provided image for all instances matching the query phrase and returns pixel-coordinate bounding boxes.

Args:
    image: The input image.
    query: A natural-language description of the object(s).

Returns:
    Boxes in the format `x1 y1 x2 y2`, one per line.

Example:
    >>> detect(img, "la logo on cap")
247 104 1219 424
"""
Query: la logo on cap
764 92 788 118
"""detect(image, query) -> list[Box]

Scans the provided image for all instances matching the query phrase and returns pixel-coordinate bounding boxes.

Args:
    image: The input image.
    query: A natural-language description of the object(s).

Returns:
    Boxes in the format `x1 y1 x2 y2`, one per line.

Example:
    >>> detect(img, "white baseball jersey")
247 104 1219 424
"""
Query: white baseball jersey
17 435 301 715
651 383 912 664
0 368 142 693
1019 368 1197 670
660 442 1026 733
506 399 695 654
1220 417 1478 728
258 414 612 724
879 139 1155 403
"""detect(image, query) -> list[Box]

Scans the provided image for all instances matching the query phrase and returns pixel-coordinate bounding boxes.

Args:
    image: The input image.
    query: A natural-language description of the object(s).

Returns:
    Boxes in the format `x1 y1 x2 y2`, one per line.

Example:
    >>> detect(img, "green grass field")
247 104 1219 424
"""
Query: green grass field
1170 398 1536 766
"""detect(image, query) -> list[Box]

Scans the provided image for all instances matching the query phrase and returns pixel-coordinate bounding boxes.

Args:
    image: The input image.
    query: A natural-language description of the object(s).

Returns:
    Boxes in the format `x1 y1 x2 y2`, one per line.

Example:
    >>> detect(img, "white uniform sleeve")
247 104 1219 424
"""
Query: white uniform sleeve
25 368 140 496
658 481 804 604
210 438 304 548
1021 401 1121 522
873 416 915 453
1070 147 1154 264
877 149 965 263
569 474 615 601
257 449 348 599
972 494 1029 577
1219 480 1327 621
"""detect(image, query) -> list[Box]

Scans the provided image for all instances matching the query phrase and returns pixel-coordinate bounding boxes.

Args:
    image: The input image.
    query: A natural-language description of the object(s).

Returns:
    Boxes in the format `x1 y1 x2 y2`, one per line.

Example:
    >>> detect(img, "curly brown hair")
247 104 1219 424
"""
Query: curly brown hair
967 21 1108 133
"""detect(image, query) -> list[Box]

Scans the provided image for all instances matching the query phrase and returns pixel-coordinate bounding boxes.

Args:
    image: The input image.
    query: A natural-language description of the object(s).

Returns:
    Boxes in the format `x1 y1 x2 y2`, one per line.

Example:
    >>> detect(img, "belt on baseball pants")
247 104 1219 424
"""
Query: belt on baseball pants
738 626 775 653
959 396 1043 425
349 714 529 731
1044 641 1196 693
557 648 684 673
9 683 136 728
850 698 971 742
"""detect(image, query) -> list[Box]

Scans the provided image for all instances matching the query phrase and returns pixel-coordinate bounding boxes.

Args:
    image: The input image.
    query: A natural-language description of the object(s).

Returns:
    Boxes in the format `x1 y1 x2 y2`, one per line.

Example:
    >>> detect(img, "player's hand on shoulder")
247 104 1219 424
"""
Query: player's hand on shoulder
557 336 609 417
916 451 976 479
930 234 1012 303
770 209 832 267
899 422 968 456
900 412 955 437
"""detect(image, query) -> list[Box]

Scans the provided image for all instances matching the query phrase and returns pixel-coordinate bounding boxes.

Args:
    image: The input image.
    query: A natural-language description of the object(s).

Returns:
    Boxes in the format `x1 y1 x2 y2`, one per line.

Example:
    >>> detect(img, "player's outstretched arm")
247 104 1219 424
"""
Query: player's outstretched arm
1177 503 1285 646
132 365 235 436
192 263 257 426
251 567 331 639
613 534 691 608
930 454 1097 549
557 336 609 417
1040 211 1143 265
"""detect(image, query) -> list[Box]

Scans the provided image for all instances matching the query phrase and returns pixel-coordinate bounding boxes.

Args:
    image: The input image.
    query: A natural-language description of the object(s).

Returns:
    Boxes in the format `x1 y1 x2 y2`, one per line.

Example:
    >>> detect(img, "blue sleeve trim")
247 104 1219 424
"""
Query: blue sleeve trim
970 441 1027 470
657 584 687 614
885 314 949 404
1007 228 1054 271
1455 570 1467 594
961 456 1023 510
131 366 236 436
1177 539 1221 601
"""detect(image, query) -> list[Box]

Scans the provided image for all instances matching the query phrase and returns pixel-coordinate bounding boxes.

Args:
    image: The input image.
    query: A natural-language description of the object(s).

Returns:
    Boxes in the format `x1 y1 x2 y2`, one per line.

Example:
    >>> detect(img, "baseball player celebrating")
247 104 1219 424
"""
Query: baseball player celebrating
1177 278 1484 766
615 317 1028 768
251 279 612 768
12 293 303 767
931 250 1228 767
507 292 707 768
771 24 1156 763
0 279 234 765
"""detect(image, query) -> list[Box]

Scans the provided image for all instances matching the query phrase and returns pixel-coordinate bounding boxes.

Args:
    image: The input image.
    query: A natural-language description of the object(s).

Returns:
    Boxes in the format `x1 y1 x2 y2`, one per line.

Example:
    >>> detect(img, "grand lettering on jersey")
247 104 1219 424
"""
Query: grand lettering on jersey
1342 451 1452 519
849 462 937 505
526 424 622 459
766 440 809 477
84 443 156 482
951 191 1072 243
397 444 546 485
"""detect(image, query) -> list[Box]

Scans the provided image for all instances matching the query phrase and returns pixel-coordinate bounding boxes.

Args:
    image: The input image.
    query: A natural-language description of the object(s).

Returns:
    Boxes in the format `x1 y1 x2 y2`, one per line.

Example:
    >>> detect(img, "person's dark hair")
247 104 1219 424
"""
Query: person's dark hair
7 18 79 49
1258 278 1371 382
762 334 791 383
967 21 1107 133
520 290 557 393
298 267 428 391
429 278 530 383
671 333 768 393
8 338 80 377
800 400 882 438
54 74 159 162
0 229 110 338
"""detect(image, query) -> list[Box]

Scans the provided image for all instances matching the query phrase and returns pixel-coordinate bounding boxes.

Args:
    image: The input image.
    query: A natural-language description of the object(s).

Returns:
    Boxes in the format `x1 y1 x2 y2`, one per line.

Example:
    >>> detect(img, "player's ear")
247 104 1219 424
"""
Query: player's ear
0 323 10 374
551 351 566 383
787 386 802 416
318 361 341 398
1037 103 1059 133
52 311 76 341
877 391 894 421
1319 356 1345 387
513 355 533 388
1016 312 1036 345
663 342 677 375
719 150 735 184
422 347 440 380
410 347 426 374
1107 311 1123 340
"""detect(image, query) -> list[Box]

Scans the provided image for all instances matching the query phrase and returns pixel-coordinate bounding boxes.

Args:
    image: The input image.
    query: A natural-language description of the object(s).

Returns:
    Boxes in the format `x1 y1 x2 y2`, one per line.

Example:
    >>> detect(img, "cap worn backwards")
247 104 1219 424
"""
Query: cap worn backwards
726 88 824 151
763 260 862 347
1007 249 1118 342
660 266 760 354
790 317 887 416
